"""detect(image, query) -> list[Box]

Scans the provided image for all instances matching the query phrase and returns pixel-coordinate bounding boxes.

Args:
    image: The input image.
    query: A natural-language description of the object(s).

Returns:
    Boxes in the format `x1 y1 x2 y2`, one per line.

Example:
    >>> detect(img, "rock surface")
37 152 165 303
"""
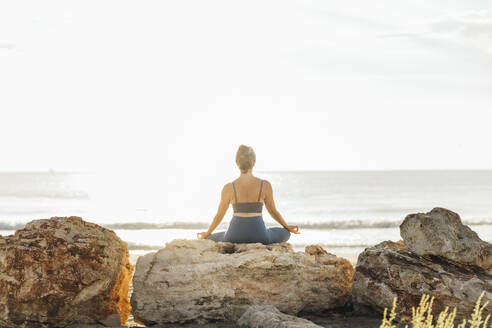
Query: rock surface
299 315 384 328
131 239 354 325
237 305 323 328
400 207 492 271
0 216 133 328
353 232 492 321
97 313 122 327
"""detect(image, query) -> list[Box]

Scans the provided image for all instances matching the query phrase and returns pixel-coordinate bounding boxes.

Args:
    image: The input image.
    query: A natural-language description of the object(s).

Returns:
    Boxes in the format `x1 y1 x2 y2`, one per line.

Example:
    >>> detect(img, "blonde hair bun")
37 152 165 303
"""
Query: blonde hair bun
236 145 256 173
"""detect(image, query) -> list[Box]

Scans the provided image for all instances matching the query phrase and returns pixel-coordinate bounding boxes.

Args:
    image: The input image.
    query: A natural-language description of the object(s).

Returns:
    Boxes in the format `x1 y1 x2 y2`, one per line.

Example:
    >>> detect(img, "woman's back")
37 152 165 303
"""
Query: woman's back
232 176 264 216
232 176 264 203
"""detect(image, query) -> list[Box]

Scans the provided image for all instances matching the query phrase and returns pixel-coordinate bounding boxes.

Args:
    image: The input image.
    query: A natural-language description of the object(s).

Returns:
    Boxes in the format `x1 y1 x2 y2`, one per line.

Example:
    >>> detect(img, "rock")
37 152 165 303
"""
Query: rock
131 239 354 325
400 207 492 271
352 240 492 321
237 305 323 328
0 216 133 328
298 315 383 328
98 313 122 327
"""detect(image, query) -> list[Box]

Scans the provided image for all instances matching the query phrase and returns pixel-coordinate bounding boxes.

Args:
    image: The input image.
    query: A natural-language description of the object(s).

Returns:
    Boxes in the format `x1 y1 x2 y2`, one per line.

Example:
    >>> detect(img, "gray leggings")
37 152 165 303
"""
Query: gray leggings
206 216 291 244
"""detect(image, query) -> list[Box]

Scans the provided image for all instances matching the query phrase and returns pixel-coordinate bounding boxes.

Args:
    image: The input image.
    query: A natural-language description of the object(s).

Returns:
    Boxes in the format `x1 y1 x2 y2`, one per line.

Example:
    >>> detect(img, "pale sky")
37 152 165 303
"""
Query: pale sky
1 0 491 172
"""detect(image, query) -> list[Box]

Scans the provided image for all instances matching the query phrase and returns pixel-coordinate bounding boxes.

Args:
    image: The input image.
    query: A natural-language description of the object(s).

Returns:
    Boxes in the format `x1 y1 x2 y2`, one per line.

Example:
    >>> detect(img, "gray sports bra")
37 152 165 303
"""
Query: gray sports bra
232 180 264 213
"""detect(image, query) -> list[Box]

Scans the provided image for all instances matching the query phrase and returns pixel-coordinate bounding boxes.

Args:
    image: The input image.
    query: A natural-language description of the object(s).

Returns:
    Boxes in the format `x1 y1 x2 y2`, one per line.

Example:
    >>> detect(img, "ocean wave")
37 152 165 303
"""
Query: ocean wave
104 218 492 230
103 220 402 230
0 222 25 230
126 242 164 250
104 222 211 230
2 217 492 232
0 191 89 200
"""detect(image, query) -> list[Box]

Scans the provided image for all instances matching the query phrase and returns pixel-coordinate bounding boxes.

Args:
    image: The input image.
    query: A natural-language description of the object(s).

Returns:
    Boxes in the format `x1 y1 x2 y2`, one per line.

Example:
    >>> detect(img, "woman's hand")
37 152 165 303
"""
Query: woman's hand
197 231 210 240
285 225 300 234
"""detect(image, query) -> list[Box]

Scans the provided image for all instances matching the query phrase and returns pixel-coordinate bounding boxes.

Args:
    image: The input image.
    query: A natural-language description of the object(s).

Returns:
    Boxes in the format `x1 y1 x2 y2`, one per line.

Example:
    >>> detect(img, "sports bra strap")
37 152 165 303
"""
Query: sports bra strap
257 180 264 202
232 180 264 203
232 182 238 203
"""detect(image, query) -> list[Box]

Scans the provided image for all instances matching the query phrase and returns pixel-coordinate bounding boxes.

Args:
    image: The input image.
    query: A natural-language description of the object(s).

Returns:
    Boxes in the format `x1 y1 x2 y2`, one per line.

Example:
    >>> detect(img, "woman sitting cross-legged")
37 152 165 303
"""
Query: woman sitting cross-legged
197 145 300 244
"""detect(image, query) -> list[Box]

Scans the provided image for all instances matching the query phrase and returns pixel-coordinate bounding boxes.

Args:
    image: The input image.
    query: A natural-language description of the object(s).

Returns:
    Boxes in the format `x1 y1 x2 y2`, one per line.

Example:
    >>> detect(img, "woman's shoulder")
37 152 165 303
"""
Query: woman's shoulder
252 177 272 188
258 178 272 190
223 182 234 189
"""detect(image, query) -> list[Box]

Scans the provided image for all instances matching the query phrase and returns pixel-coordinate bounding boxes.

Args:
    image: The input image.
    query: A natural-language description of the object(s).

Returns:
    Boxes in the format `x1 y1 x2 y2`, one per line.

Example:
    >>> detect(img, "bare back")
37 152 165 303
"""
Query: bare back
230 176 264 216
214 175 282 222
197 170 297 240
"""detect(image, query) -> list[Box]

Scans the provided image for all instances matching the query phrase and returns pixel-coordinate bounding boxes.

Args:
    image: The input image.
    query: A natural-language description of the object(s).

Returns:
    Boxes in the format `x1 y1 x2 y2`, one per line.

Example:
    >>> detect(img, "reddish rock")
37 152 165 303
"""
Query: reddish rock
0 216 133 328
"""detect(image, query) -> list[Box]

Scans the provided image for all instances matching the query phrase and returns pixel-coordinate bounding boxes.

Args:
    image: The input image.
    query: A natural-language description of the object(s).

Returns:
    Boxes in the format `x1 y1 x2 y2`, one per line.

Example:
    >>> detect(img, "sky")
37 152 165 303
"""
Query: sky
1 0 491 173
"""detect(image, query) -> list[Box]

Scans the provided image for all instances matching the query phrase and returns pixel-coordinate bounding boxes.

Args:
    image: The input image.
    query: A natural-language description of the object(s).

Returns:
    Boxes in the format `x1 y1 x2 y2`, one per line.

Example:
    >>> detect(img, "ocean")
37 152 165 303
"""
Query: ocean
1 170 492 254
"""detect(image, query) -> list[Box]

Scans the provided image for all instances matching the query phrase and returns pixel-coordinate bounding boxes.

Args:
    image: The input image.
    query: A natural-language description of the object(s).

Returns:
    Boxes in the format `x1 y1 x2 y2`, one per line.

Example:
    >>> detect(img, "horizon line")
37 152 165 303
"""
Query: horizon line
1 168 492 174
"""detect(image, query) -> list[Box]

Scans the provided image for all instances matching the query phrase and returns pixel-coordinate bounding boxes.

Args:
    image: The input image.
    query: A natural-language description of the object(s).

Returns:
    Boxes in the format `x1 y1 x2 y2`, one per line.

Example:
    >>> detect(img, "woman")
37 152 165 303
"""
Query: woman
197 145 300 244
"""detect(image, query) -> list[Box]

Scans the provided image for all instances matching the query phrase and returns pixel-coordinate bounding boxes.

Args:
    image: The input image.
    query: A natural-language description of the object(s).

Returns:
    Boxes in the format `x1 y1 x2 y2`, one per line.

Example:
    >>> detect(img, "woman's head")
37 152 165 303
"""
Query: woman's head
236 145 256 173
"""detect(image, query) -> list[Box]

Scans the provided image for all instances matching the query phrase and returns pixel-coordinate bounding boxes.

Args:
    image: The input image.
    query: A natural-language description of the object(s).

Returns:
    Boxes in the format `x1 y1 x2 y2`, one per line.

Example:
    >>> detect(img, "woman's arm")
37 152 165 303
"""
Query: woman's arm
263 181 299 234
197 184 231 239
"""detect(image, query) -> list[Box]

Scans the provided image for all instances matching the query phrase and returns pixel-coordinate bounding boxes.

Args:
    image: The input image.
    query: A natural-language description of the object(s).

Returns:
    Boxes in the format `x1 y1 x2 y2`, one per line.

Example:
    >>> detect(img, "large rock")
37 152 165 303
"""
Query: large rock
352 240 492 321
237 305 323 328
0 217 133 328
400 207 492 271
131 239 354 325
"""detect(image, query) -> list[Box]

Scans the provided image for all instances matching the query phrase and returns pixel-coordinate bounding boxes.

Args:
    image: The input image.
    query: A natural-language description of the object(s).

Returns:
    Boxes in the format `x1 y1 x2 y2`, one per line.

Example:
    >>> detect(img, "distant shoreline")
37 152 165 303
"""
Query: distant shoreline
1 169 492 174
